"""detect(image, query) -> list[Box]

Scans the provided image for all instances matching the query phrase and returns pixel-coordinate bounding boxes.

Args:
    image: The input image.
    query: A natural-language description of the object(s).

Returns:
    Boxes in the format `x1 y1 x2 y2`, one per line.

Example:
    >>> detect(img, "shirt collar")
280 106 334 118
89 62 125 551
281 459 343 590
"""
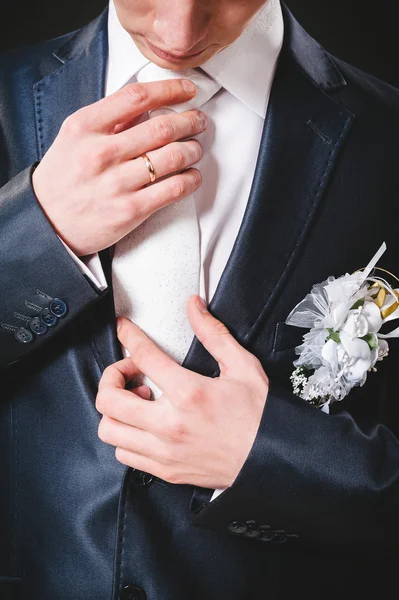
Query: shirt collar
106 0 284 118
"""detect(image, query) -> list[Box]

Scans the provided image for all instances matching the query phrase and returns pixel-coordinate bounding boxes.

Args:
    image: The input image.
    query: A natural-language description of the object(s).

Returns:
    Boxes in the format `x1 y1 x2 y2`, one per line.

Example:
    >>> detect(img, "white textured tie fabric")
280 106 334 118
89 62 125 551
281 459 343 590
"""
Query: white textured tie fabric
112 65 221 399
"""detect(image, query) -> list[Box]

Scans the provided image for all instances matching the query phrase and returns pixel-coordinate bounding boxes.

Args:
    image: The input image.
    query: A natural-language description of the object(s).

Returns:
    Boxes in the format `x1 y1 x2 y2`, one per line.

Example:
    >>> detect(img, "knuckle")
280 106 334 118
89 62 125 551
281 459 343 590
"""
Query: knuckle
78 144 109 174
160 445 176 465
166 471 183 485
199 319 228 348
62 113 84 137
170 177 186 200
152 117 175 145
131 341 149 367
210 320 230 337
168 145 186 171
94 142 115 168
124 83 149 105
186 384 203 405
106 167 125 197
161 466 181 485
164 417 186 442
79 153 98 174
160 80 175 103
189 111 201 131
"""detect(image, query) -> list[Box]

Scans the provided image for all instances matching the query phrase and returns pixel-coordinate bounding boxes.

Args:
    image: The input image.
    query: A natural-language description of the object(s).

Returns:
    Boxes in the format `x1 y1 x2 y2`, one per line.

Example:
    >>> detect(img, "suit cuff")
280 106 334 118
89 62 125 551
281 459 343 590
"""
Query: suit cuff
0 164 108 367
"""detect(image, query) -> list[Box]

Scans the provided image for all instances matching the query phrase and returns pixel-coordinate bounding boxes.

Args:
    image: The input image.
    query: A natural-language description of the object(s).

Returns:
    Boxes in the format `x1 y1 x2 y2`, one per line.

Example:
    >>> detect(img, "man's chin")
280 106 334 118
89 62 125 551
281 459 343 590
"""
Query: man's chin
132 36 216 70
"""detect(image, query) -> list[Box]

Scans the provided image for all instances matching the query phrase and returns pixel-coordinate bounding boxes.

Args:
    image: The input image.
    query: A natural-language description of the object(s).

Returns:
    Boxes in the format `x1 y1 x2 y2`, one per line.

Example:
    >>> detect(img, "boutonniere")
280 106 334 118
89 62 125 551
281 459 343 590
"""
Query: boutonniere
286 243 399 413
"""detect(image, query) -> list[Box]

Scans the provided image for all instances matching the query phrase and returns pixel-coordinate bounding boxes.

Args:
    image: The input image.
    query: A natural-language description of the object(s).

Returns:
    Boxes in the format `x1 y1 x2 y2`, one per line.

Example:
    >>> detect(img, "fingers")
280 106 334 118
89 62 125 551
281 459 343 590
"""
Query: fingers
116 317 193 393
132 168 202 222
98 357 142 391
81 79 197 133
186 296 247 374
111 139 203 191
133 385 152 401
98 416 164 461
96 389 158 433
98 358 151 400
115 109 207 162
114 447 165 480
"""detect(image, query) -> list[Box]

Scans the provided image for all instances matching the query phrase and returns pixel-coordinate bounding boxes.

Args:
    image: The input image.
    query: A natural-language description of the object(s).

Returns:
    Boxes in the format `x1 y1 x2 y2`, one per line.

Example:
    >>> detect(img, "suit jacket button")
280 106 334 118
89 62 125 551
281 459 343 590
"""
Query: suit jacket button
49 298 68 318
29 316 48 336
40 308 58 327
228 521 248 535
120 585 147 600
130 469 153 486
15 327 34 344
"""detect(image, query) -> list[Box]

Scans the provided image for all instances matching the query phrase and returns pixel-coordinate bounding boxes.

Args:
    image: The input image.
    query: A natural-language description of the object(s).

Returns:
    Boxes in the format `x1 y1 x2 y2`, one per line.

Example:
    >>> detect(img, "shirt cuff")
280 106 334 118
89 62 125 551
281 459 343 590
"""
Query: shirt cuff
58 236 108 291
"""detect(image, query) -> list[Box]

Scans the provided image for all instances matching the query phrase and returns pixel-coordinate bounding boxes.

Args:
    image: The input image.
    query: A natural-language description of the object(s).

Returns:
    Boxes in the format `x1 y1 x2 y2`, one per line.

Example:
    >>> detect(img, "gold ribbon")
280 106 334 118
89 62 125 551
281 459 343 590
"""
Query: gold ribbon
370 282 399 319
358 267 399 320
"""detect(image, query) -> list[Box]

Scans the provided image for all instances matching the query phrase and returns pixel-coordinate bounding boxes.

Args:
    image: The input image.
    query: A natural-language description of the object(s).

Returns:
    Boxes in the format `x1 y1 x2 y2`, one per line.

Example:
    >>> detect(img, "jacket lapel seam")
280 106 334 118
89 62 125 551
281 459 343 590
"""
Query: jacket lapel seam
244 109 354 346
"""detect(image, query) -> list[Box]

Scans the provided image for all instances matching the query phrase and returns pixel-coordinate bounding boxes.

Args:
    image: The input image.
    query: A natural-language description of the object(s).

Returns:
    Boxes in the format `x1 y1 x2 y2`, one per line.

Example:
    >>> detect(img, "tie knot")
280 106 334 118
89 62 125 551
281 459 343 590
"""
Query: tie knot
136 63 221 113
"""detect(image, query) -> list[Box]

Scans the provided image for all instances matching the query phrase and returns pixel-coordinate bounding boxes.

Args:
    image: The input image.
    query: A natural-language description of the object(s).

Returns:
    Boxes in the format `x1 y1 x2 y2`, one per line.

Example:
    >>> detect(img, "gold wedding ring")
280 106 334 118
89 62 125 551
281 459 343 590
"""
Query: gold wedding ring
141 153 156 184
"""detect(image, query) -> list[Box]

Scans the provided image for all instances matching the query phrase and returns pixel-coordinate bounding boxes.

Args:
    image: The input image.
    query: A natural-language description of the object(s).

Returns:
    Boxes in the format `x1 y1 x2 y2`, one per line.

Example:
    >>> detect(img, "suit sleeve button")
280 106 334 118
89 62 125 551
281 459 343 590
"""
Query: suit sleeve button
244 526 262 539
272 531 288 544
259 531 274 542
228 521 248 535
40 308 58 327
29 317 48 336
120 585 147 600
49 298 68 318
15 327 34 344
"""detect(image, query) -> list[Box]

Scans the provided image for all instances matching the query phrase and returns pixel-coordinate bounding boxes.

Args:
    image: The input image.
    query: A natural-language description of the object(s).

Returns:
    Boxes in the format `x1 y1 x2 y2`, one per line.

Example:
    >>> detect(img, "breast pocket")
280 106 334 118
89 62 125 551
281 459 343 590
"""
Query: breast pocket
272 321 306 354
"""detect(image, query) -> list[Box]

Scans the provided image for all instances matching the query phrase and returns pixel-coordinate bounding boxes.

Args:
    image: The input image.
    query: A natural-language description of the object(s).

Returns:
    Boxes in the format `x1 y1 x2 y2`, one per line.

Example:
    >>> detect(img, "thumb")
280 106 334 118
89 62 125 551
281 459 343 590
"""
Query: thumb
187 295 245 373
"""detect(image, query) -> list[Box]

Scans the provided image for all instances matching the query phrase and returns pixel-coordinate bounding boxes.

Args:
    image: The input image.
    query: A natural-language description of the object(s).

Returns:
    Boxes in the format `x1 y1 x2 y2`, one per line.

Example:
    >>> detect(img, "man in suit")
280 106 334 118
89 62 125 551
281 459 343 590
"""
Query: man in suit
1 0 399 599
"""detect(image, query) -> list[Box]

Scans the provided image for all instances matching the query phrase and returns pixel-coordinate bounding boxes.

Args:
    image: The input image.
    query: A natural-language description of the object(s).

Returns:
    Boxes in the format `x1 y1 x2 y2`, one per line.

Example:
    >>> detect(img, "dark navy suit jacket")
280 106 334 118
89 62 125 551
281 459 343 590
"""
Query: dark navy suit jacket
1 5 399 600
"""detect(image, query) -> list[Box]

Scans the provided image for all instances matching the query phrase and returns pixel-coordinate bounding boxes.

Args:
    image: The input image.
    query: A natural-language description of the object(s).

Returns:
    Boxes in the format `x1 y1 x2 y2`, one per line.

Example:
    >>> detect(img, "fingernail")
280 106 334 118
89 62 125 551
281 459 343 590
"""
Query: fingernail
196 297 208 313
182 79 196 94
116 317 123 332
198 111 208 130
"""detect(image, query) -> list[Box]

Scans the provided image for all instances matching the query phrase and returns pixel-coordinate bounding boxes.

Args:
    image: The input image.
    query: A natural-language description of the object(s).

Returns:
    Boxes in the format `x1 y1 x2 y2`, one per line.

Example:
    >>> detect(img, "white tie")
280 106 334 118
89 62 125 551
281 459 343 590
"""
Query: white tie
112 64 221 399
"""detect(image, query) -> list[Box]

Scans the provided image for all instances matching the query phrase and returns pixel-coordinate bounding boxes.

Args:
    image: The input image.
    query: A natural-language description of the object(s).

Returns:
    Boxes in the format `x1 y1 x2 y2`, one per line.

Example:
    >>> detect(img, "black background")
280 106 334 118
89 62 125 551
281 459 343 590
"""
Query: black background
0 0 398 87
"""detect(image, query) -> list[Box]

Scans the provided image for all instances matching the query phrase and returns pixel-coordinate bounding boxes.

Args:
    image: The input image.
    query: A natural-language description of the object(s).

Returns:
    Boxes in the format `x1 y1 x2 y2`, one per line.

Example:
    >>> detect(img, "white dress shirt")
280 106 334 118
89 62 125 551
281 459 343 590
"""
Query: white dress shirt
63 0 284 499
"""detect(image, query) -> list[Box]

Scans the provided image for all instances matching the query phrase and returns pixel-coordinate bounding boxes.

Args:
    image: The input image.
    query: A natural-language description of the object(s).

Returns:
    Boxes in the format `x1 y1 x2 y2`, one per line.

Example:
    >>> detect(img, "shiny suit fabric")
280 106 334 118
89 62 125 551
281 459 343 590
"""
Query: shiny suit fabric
1 4 399 600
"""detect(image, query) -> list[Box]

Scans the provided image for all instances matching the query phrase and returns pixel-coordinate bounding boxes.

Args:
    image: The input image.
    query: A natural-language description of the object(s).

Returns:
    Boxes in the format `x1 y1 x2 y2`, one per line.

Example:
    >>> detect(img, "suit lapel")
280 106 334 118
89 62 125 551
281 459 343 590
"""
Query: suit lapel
34 8 109 160
183 5 354 377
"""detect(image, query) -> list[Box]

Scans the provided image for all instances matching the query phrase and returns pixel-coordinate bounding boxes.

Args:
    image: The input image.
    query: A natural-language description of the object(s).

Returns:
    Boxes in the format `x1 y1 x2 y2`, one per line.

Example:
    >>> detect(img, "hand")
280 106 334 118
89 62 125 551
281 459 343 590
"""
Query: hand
96 296 269 489
32 79 207 257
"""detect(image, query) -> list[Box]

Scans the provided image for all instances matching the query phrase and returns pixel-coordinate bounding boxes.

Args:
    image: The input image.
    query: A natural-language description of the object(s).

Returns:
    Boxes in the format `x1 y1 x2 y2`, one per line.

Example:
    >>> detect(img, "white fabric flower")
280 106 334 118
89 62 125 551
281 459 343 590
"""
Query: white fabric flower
321 332 374 384
342 303 383 338
337 331 373 382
